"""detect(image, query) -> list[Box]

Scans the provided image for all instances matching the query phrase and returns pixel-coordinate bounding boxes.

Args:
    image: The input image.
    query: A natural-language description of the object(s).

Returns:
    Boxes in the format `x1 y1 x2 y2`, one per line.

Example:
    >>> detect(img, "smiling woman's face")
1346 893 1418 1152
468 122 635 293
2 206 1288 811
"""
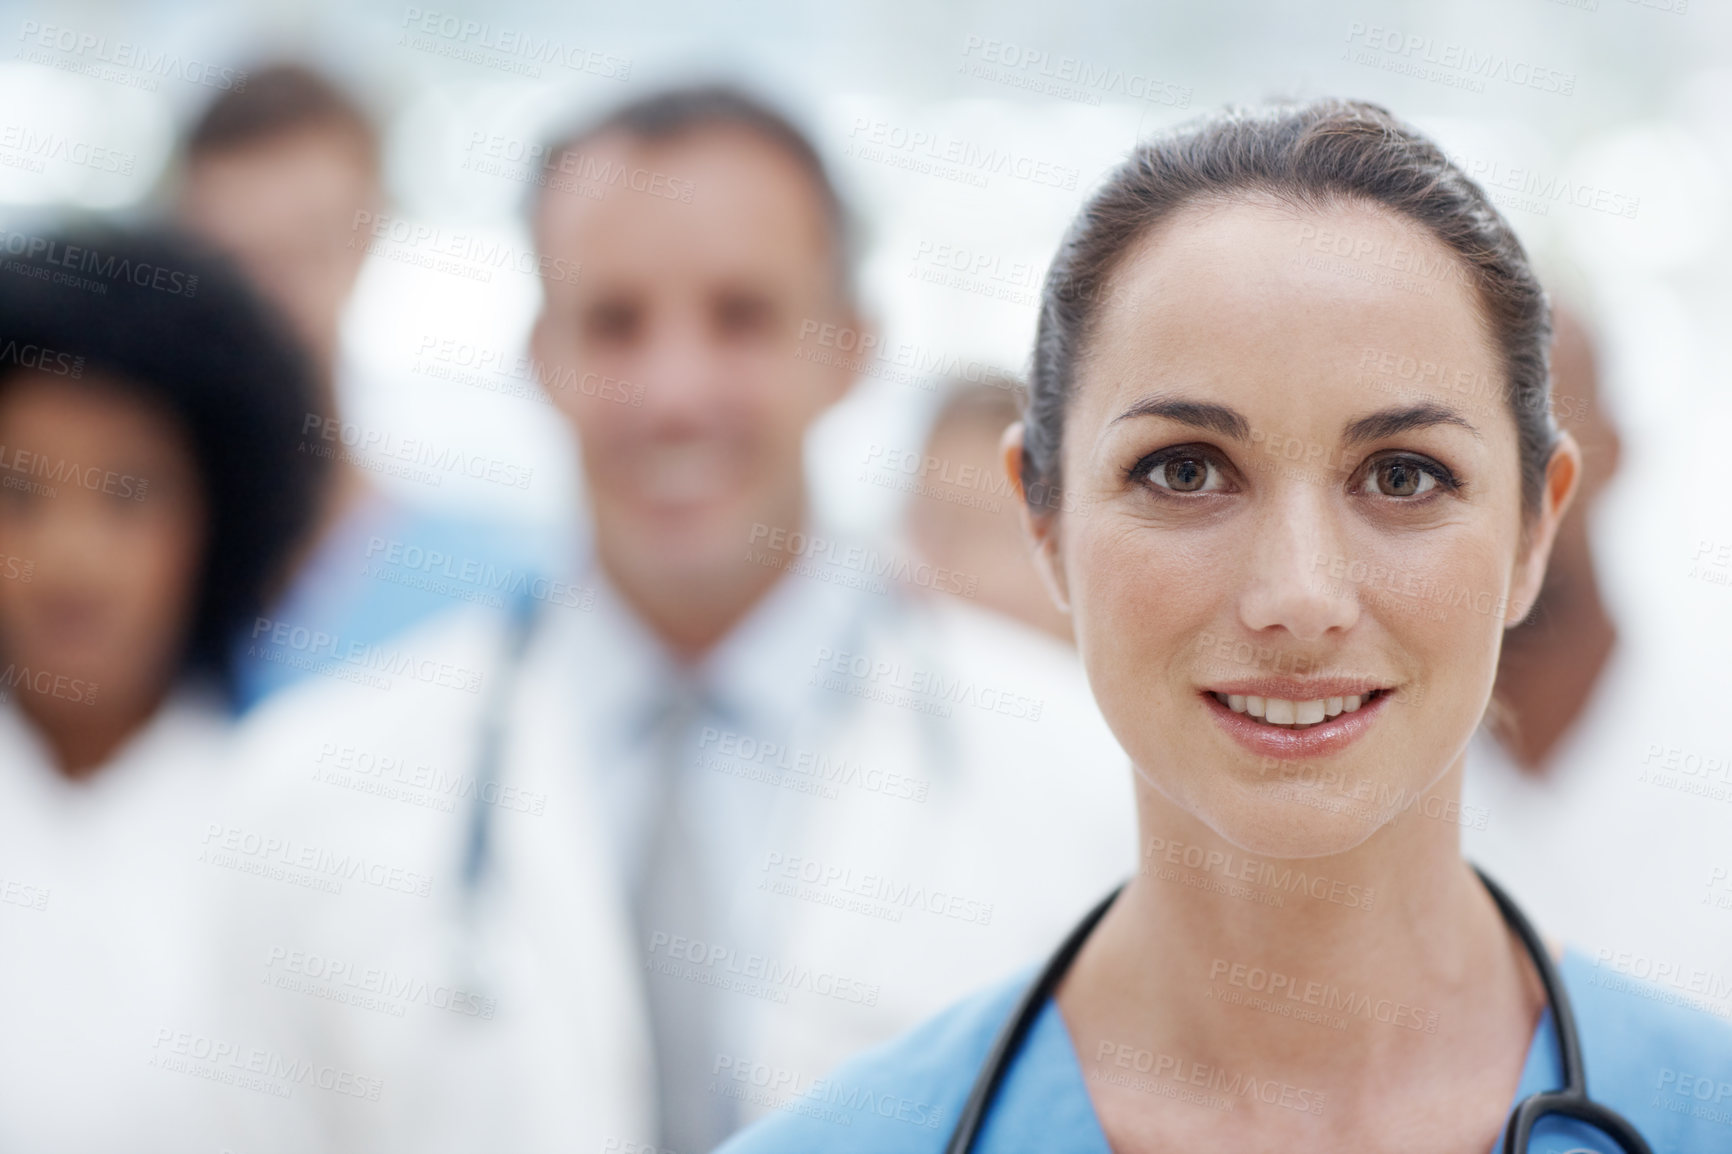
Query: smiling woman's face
1032 196 1572 859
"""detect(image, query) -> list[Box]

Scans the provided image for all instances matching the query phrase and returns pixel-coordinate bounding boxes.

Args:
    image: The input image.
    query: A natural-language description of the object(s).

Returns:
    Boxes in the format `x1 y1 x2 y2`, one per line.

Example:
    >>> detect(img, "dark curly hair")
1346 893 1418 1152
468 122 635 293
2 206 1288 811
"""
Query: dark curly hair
0 226 328 700
1025 98 1556 520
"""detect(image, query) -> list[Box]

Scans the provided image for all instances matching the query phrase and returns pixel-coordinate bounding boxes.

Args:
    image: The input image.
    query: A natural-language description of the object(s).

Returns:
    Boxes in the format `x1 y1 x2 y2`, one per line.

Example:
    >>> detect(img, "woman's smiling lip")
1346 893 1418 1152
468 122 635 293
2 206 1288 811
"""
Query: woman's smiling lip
1201 677 1396 759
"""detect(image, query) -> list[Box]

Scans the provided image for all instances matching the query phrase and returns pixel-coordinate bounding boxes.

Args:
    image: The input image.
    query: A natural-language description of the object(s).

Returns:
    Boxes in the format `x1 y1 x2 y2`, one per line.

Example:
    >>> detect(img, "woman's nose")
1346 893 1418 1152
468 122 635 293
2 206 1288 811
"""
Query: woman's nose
1236 488 1359 643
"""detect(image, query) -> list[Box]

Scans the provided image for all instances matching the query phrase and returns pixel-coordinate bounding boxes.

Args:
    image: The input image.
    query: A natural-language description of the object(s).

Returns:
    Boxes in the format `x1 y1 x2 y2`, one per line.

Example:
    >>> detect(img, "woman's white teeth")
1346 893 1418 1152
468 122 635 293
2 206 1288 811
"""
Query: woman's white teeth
1216 691 1372 728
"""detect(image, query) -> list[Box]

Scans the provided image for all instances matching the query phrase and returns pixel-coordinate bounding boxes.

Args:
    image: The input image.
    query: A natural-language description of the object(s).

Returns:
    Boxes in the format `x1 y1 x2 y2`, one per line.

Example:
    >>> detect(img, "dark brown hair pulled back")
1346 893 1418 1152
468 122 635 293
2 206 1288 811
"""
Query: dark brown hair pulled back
1023 98 1556 518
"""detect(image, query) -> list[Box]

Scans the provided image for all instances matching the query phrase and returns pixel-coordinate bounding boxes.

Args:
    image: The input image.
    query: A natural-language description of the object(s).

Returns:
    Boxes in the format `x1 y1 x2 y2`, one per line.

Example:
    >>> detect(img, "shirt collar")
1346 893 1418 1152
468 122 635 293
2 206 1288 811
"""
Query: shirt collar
577 539 879 748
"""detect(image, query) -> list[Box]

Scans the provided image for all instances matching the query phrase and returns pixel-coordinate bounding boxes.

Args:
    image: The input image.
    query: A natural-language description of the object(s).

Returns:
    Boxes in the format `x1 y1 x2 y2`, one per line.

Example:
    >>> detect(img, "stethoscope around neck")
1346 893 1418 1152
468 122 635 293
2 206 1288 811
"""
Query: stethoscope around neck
943 867 1653 1154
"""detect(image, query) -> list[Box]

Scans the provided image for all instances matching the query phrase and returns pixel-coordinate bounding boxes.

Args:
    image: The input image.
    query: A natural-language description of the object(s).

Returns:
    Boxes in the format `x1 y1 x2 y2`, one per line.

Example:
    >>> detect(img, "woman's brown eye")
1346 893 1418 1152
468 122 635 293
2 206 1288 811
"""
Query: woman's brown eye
1162 457 1210 492
1372 458 1435 497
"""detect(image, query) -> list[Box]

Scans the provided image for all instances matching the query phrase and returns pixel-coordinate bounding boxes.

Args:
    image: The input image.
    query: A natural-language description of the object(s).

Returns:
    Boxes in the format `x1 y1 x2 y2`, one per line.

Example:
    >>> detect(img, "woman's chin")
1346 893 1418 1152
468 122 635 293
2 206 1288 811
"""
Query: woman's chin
1194 787 1397 860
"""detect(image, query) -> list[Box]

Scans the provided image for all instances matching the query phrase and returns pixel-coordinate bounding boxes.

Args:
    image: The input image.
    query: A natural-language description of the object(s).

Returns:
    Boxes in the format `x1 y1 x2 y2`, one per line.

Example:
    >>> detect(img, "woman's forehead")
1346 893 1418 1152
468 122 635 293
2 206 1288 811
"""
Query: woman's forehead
1075 198 1504 430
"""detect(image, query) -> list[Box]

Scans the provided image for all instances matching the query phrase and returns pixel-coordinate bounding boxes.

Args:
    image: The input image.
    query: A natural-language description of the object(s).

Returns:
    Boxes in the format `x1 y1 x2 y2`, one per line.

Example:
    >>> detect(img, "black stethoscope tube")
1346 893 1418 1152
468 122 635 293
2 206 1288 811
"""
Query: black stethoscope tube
945 866 1653 1154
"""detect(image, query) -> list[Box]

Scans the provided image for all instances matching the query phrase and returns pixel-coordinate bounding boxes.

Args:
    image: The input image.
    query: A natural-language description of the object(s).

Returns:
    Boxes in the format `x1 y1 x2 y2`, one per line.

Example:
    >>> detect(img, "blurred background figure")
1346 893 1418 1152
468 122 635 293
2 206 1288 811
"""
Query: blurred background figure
0 229 324 1150
1485 305 1622 772
902 375 1071 642
1463 301 1730 986
174 63 540 711
518 84 1131 1151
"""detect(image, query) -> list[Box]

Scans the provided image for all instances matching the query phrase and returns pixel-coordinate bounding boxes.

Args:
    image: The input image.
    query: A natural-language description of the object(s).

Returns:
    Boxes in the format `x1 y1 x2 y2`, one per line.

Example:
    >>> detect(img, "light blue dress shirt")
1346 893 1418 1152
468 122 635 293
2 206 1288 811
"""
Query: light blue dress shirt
231 492 551 712
718 949 1732 1153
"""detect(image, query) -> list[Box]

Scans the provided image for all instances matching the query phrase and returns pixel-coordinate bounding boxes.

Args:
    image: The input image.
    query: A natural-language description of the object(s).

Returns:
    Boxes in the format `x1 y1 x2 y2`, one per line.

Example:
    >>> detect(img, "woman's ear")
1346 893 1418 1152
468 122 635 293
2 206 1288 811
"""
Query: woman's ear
1505 431 1582 626
1001 421 1071 613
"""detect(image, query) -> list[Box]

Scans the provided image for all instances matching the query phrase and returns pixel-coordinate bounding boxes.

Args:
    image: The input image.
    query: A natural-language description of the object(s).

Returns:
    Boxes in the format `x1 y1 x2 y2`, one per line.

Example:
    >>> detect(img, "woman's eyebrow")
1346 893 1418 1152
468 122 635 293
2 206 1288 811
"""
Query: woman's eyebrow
1110 395 1250 441
1343 403 1481 445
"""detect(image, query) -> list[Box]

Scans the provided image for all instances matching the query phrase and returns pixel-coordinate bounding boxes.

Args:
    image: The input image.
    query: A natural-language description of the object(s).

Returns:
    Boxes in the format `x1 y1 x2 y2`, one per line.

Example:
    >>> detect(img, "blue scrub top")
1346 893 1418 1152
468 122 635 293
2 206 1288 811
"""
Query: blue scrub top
230 495 554 713
718 950 1732 1154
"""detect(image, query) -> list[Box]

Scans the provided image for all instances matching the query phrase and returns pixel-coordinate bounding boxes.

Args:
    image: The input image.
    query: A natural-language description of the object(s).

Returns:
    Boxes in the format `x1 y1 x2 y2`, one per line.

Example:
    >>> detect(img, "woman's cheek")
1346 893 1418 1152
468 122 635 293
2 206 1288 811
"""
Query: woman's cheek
1070 516 1216 749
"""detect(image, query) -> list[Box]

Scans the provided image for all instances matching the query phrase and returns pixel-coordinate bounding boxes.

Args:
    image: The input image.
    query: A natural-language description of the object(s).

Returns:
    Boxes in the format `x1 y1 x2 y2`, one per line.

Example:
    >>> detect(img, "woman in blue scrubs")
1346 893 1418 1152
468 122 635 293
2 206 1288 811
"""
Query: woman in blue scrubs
719 99 1732 1154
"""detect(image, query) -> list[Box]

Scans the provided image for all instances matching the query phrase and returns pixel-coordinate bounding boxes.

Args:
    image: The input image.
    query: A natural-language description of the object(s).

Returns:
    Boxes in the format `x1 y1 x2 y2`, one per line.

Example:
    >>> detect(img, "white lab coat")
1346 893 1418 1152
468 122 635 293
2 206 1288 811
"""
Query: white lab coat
534 560 1139 1126
0 691 241 1153
207 560 1137 1147
1464 641 1732 1009
205 603 655 1153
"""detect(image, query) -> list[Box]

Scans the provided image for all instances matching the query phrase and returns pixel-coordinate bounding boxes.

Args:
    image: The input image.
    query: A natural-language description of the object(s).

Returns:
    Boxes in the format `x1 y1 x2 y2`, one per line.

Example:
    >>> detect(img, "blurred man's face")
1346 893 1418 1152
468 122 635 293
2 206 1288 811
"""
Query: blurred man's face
532 127 855 589
178 126 378 378
0 374 206 763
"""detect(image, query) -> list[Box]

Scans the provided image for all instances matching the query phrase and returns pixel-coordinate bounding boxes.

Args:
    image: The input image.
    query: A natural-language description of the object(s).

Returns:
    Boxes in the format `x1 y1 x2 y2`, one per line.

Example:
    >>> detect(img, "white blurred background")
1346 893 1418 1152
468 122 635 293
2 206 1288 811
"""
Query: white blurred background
2 0 1729 701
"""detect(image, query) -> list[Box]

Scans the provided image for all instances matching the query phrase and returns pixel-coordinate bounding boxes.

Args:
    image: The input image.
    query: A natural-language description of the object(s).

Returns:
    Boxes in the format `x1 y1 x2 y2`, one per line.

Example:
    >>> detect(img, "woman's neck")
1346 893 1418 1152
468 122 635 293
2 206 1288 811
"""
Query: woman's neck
1058 758 1548 1147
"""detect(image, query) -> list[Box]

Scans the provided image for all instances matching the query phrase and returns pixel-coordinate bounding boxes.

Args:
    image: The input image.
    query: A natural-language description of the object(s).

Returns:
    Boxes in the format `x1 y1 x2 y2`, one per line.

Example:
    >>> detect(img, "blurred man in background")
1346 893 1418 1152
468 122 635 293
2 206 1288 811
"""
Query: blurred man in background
902 375 1071 642
175 63 538 711
518 84 1133 1150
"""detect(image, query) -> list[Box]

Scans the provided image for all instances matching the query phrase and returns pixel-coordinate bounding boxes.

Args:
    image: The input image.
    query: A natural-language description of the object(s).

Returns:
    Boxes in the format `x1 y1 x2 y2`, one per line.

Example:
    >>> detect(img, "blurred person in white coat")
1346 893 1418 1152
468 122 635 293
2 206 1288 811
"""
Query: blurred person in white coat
515 85 1136 1151
207 83 1134 1154
204 591 654 1154
174 63 542 712
0 229 325 1151
1462 306 1732 1007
